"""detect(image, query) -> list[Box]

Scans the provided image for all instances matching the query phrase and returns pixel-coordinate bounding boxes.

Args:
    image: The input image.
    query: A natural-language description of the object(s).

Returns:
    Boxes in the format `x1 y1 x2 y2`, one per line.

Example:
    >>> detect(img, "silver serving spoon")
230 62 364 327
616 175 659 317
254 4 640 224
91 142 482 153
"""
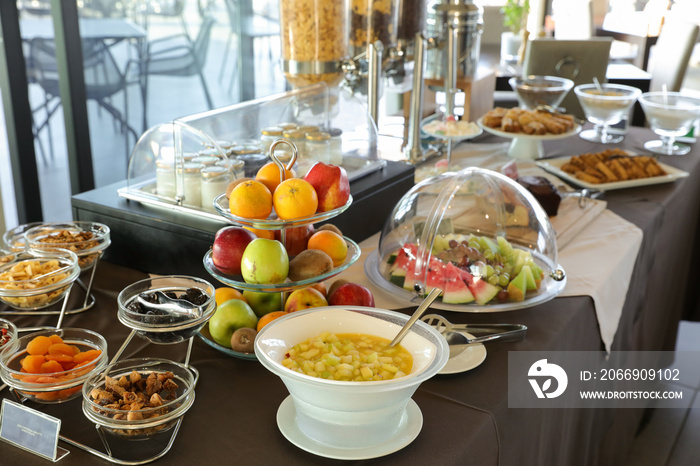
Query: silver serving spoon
137 291 201 318
389 287 442 347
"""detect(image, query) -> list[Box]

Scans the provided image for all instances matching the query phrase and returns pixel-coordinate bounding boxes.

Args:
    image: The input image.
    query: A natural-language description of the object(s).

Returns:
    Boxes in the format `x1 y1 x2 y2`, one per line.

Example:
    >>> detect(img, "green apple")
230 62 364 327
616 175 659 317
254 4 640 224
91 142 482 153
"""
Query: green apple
208 299 258 347
243 290 283 317
240 238 289 284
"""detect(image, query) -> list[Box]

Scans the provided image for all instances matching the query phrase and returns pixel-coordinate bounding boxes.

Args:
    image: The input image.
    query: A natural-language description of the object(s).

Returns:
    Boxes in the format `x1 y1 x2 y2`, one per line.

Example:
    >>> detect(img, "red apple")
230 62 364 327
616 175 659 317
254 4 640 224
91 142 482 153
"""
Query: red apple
284 287 328 312
303 162 350 212
274 224 314 257
212 226 256 275
328 283 375 307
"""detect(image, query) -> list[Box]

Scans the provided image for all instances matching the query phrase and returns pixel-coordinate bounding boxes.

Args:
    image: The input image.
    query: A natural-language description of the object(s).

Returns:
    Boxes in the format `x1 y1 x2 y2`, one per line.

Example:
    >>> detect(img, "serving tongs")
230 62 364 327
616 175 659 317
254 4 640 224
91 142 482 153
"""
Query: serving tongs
137 291 202 318
558 185 603 208
421 314 527 357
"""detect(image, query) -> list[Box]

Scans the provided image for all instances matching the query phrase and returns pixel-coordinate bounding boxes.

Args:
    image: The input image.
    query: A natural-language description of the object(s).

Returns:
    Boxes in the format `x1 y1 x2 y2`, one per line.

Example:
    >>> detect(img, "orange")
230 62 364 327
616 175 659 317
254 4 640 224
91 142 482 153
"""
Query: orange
307 230 348 267
244 226 275 240
229 180 273 219
255 162 295 194
215 287 247 306
273 178 318 220
257 311 288 332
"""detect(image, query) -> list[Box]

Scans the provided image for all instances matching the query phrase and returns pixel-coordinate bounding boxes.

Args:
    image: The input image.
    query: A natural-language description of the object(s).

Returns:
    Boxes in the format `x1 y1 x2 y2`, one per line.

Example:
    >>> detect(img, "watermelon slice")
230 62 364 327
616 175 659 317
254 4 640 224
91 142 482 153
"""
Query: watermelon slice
425 258 447 295
389 243 418 287
468 276 500 305
443 263 475 304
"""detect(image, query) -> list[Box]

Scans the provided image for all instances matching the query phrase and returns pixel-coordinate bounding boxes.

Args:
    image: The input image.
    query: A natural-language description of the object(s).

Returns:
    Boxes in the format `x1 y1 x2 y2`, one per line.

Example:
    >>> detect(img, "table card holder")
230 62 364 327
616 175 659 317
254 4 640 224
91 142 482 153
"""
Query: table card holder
0 399 69 462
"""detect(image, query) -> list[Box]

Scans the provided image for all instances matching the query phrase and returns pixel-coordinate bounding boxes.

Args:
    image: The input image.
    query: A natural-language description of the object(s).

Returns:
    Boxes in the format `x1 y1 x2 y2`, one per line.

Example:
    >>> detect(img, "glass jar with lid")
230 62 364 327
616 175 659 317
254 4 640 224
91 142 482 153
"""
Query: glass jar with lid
328 127 343 164
201 166 231 211
260 126 284 156
282 128 306 158
191 153 219 167
176 162 205 207
280 0 348 88
216 157 245 180
305 131 331 162
349 0 400 58
156 160 176 199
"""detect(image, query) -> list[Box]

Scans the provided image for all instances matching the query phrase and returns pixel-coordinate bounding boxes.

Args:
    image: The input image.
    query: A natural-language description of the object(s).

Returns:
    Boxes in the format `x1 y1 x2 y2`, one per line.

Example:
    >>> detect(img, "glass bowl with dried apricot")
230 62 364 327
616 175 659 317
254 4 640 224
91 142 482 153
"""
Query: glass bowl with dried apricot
0 328 108 403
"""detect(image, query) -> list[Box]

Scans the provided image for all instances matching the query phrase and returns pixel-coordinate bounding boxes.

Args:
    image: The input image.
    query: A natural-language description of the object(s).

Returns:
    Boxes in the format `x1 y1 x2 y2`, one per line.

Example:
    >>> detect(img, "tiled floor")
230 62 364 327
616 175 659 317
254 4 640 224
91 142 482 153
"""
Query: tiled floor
623 320 700 466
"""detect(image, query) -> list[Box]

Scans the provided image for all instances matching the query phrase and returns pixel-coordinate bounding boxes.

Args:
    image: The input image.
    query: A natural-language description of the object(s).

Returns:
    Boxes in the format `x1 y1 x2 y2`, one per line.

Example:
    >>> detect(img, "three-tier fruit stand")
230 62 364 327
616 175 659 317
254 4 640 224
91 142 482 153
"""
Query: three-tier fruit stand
200 140 361 359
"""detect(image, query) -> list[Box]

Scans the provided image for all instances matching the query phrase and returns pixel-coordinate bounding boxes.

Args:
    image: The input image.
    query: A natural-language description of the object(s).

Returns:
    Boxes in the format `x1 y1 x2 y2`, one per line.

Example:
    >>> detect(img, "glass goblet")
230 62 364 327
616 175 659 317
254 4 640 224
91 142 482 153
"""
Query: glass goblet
509 75 574 110
574 83 641 144
638 92 700 156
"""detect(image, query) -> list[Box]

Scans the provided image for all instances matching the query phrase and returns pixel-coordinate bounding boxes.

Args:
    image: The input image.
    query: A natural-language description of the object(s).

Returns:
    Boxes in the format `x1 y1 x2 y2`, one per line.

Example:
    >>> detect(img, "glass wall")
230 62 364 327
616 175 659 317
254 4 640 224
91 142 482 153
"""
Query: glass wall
1 0 286 230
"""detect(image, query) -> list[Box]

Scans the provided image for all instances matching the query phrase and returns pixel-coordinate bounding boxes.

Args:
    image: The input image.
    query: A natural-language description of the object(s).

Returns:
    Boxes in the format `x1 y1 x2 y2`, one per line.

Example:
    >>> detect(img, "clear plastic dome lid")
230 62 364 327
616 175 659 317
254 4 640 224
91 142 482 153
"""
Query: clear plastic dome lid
119 121 238 216
365 167 566 312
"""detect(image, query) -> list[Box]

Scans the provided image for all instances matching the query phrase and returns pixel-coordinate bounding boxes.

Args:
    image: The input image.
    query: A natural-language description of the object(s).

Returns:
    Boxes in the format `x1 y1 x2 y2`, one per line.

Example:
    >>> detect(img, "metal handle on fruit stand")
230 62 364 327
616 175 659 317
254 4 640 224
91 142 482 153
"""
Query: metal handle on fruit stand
269 139 299 311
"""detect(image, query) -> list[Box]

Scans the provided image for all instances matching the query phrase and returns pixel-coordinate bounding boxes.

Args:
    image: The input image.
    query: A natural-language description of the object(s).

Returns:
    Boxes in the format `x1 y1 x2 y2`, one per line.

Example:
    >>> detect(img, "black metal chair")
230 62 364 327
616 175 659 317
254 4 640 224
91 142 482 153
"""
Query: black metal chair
27 37 137 164
134 16 215 131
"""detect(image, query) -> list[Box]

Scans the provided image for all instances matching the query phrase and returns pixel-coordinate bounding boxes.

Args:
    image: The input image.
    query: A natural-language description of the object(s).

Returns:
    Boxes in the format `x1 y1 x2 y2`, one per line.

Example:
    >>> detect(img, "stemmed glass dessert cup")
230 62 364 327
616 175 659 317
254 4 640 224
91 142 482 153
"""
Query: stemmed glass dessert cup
638 92 700 156
574 83 641 144
509 75 574 110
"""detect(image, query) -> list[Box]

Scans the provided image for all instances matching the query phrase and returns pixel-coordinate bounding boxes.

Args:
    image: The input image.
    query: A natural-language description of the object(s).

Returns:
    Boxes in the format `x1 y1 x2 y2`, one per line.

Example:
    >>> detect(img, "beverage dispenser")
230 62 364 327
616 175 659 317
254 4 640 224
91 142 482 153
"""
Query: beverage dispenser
425 0 483 86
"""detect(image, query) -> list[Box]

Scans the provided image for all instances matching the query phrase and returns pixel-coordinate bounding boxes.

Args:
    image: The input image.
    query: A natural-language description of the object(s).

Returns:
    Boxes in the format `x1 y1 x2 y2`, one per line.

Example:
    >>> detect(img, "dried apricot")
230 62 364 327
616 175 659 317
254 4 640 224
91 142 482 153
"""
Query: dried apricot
48 334 64 345
48 343 75 357
40 360 64 374
26 336 52 356
21 355 46 373
73 349 101 364
45 353 73 363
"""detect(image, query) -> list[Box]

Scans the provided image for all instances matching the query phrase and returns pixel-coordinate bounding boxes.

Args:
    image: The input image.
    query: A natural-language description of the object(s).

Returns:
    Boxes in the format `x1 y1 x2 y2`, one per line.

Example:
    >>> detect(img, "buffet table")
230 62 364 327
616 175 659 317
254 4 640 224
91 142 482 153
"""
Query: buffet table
1 126 699 465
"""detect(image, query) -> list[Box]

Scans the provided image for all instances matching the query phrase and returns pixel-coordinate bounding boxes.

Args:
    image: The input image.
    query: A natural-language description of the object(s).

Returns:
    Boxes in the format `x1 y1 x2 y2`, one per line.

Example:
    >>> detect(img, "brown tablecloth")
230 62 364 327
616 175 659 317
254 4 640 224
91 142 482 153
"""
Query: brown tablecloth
2 125 699 465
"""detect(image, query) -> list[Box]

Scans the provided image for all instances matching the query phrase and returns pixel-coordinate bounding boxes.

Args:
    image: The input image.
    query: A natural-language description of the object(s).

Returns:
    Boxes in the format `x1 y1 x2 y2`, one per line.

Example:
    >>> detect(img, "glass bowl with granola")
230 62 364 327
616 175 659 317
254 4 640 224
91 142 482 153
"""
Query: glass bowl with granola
82 358 197 440
0 248 80 310
25 221 110 272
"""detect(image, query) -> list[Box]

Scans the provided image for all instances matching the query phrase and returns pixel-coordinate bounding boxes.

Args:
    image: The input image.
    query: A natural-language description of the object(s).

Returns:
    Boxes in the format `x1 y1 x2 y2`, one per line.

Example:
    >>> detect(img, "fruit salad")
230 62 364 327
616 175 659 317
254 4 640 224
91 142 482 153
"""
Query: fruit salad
385 234 545 305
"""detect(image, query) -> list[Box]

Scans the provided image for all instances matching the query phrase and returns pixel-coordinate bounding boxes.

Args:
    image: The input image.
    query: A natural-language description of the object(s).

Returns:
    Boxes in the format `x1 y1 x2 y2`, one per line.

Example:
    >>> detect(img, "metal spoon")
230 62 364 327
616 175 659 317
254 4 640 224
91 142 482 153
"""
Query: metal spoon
389 287 442 347
137 291 201 318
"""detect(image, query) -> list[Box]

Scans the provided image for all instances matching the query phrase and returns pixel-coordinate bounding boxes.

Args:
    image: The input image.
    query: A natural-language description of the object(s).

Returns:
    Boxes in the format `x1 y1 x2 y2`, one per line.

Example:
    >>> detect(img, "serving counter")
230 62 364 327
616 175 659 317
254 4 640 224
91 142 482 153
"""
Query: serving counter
1 126 699 465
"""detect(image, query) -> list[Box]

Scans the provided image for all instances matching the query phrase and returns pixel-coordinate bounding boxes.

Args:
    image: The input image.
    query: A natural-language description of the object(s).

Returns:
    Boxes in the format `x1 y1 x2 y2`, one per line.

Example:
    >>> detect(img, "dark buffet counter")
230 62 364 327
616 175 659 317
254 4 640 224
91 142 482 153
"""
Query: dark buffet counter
1 126 700 465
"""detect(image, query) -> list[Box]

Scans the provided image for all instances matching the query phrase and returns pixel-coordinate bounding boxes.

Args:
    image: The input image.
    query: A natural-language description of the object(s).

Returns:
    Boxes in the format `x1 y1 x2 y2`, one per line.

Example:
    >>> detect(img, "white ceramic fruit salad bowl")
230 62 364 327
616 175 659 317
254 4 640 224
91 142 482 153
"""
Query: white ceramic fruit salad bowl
255 306 448 450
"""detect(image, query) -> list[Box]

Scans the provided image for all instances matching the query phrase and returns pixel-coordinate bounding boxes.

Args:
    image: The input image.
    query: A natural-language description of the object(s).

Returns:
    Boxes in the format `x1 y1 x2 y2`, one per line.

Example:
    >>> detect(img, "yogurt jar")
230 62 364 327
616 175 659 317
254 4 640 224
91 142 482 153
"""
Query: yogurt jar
305 131 331 163
176 162 205 207
201 166 231 210
260 126 285 156
156 160 176 199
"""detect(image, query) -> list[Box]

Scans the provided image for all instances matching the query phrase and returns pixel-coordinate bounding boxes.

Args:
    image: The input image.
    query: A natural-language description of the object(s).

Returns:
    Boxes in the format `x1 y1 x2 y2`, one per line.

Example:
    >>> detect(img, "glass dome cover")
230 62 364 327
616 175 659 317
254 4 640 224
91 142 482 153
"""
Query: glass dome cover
365 167 566 312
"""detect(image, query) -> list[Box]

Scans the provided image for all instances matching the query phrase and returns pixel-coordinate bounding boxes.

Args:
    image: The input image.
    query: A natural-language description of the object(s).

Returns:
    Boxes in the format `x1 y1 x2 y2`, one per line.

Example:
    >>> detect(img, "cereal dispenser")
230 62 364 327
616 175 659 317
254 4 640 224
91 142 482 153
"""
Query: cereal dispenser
280 0 349 88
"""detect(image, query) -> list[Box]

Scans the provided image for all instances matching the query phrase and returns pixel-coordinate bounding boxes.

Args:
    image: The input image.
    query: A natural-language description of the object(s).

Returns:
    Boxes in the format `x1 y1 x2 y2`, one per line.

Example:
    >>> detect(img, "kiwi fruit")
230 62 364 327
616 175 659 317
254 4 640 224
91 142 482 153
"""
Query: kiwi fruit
317 224 343 237
288 249 334 281
230 327 257 353
226 177 253 198
328 279 350 298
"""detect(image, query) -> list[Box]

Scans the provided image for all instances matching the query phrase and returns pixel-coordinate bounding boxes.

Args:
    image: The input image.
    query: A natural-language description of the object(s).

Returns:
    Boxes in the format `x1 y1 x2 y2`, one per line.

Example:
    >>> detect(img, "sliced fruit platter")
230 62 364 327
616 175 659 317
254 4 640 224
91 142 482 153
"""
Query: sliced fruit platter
365 233 566 313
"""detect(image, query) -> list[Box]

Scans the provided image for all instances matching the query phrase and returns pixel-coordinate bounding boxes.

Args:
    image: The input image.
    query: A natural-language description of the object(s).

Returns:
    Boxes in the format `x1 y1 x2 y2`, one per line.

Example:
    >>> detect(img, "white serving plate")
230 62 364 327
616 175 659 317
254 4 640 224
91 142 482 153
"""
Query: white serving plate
537 156 689 191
